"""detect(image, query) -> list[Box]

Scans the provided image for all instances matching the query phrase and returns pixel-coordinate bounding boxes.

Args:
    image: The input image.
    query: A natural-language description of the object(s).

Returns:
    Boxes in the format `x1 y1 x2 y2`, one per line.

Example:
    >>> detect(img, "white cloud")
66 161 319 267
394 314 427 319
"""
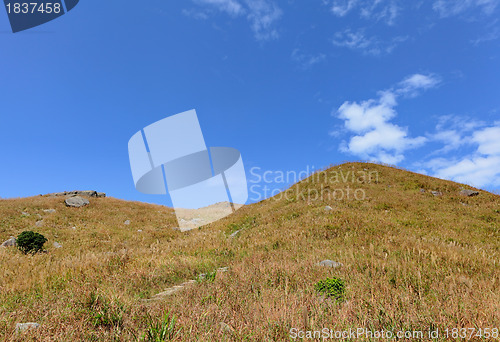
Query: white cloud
421 117 500 188
334 74 438 163
244 0 282 41
397 74 441 97
291 49 326 69
326 0 400 25
433 0 499 17
332 29 407 55
188 0 282 41
195 0 244 16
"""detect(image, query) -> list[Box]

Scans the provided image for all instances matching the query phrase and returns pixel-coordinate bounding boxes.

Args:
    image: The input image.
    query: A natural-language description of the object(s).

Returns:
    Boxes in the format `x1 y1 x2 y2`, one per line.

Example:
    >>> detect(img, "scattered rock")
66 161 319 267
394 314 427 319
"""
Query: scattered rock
324 206 333 211
137 229 143 232
21 212 30 216
35 220 43 227
317 260 343 268
219 322 234 333
420 189 425 193
15 323 40 333
460 189 479 197
53 242 62 248
64 196 90 208
49 190 105 197
71 226 77 230
124 220 130 225
43 209 56 213
229 230 240 238
431 191 443 197
1 236 16 247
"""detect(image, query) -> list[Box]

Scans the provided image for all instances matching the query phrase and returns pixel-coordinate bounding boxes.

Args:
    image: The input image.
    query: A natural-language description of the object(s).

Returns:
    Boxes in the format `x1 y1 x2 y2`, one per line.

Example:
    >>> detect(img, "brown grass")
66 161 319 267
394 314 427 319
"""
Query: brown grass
0 162 499 341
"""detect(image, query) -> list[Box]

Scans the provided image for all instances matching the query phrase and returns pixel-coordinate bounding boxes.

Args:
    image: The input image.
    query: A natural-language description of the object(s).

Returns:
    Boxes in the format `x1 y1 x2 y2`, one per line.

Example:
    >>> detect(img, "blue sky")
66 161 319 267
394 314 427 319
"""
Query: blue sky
0 0 499 206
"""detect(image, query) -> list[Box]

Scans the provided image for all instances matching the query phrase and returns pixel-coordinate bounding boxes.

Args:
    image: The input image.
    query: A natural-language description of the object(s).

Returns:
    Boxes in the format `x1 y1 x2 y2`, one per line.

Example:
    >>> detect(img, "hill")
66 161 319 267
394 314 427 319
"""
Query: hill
0 162 499 341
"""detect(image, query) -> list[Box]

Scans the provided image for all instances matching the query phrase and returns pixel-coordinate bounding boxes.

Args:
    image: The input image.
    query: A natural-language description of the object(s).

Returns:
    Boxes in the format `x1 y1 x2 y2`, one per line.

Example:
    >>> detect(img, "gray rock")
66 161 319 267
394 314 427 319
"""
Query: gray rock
15 322 40 333
420 188 425 193
137 229 143 232
324 206 333 211
317 260 343 268
124 220 130 225
43 209 56 213
35 220 43 227
460 189 479 197
1 236 16 247
21 212 30 216
48 190 104 197
65 196 90 208
431 191 443 197
53 242 62 248
219 322 233 333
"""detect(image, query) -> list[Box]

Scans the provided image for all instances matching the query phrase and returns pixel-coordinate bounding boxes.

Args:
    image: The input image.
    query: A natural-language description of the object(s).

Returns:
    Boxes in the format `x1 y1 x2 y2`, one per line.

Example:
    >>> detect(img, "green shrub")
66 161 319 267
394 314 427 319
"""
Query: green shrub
142 311 180 341
315 277 345 301
16 231 47 254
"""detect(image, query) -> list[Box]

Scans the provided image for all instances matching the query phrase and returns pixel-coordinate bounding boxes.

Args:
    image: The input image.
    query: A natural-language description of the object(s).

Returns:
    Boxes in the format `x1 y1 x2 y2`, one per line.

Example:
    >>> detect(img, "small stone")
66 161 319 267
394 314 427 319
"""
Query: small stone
53 242 62 248
317 260 343 268
324 206 333 211
431 191 443 197
171 227 181 231
43 209 56 213
35 220 43 227
420 189 425 193
229 230 240 238
21 212 30 216
96 192 106 198
137 229 143 232
15 322 40 333
65 196 90 208
460 189 479 197
1 236 16 247
217 267 229 272
198 273 207 280
71 226 77 230
219 322 233 333
124 220 130 225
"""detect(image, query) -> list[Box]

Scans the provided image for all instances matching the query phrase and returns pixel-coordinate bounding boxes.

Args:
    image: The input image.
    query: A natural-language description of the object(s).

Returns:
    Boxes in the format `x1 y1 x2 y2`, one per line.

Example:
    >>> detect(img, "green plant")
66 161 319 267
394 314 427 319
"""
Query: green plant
315 277 345 301
85 292 124 328
16 231 47 254
142 312 180 341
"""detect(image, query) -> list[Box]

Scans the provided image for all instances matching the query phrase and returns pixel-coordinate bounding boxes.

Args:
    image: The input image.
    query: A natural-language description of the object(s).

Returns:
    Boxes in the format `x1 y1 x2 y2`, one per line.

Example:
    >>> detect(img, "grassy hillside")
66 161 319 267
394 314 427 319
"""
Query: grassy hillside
0 162 499 341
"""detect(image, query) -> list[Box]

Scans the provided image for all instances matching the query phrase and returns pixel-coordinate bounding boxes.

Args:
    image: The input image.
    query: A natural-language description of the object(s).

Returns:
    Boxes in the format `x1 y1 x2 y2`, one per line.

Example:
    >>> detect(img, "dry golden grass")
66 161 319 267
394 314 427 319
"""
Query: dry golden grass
0 162 499 341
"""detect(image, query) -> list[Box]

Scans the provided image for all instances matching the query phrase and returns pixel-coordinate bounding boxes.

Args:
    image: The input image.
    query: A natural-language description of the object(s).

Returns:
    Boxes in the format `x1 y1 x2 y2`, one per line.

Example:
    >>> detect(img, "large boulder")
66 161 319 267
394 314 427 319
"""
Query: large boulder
48 190 105 198
65 196 90 208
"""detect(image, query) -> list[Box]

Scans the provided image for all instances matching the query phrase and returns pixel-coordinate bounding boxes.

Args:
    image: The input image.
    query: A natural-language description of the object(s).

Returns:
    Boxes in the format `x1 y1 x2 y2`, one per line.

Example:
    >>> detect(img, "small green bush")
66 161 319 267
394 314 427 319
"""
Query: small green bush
16 231 47 254
315 277 345 301
142 311 180 341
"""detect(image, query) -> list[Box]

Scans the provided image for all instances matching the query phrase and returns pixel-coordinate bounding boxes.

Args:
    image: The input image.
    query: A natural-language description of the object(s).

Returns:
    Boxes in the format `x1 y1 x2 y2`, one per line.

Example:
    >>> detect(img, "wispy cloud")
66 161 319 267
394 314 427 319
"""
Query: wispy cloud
291 49 326 69
333 74 439 164
425 123 500 188
332 29 407 55
186 0 282 41
433 0 499 18
325 0 400 25
416 115 500 188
